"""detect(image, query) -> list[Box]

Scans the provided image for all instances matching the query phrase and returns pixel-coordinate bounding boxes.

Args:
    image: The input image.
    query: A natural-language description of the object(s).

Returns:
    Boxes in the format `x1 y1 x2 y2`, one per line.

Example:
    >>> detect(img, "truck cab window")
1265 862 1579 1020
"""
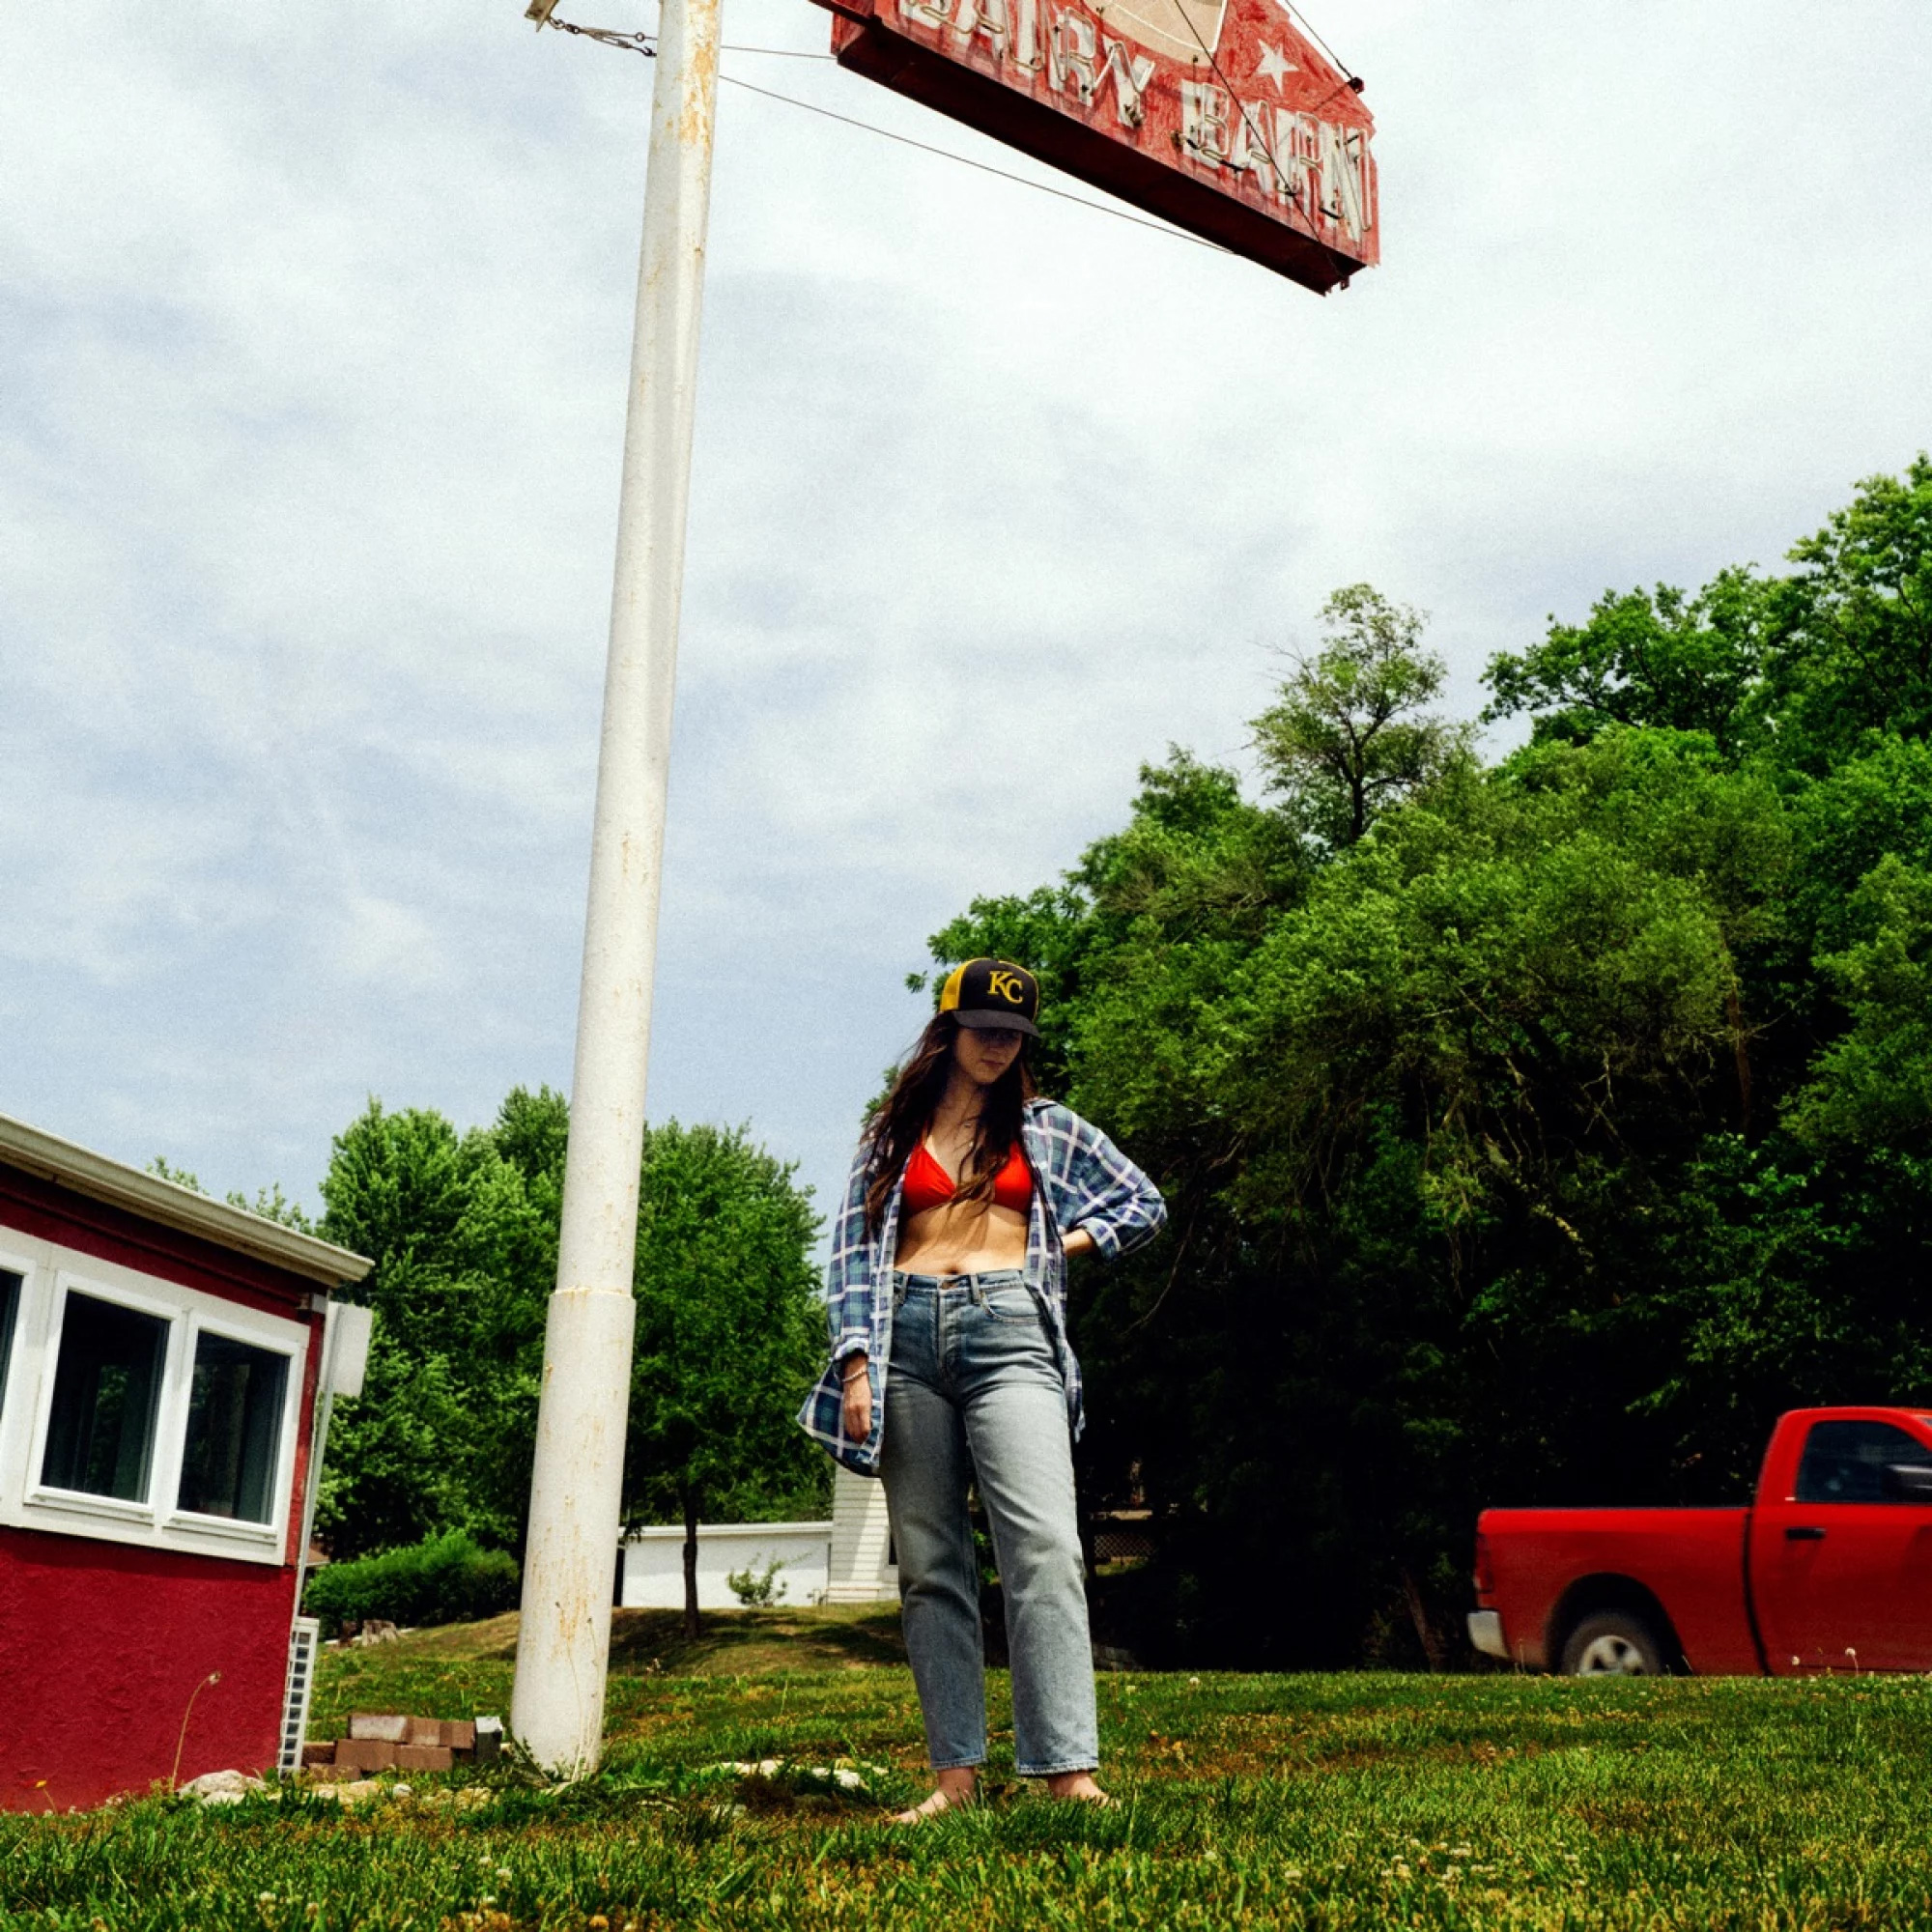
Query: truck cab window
1795 1420 1932 1504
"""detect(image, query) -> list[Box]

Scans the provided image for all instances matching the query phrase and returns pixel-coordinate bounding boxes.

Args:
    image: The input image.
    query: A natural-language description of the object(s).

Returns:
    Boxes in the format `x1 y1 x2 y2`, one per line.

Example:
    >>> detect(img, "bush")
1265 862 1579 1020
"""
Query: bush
302 1530 520 1632
726 1558 789 1606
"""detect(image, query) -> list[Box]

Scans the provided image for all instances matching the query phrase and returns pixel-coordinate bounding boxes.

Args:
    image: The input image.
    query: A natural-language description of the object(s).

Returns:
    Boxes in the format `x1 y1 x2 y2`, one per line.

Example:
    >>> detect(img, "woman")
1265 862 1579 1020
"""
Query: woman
798 957 1167 1820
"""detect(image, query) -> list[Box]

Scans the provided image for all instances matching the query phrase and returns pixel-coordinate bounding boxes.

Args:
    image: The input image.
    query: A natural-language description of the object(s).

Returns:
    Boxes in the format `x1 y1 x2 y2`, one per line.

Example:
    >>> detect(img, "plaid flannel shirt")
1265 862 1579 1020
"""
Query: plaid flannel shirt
796 1098 1167 1475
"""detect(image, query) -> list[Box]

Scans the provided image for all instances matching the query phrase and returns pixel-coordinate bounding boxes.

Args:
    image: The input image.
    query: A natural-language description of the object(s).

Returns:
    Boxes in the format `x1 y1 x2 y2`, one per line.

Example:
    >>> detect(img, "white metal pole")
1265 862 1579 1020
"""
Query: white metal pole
511 0 722 1779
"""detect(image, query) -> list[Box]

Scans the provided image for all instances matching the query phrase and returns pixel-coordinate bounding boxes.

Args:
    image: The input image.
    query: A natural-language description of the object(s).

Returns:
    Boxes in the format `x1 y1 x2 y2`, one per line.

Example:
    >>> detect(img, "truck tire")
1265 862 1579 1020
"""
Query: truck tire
1559 1609 1666 1676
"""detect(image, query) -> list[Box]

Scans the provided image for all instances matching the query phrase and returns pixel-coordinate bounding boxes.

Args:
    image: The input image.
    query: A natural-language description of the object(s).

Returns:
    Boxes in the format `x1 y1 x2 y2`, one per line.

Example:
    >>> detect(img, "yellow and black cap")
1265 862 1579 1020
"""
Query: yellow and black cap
938 957 1040 1037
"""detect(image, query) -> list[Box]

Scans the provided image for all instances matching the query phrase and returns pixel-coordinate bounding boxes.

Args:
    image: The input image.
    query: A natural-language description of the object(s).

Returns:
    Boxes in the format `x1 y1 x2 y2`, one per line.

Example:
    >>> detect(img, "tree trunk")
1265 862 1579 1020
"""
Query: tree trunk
1401 1566 1448 1672
682 1488 701 1640
1726 980 1754 1137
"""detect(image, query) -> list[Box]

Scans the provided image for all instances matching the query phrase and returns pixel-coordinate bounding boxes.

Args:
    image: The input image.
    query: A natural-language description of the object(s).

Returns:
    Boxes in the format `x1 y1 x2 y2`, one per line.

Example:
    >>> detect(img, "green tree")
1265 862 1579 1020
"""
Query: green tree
143 1159 313 1232
1084 734 1792 1661
919 466 1932 1665
621 1122 826 1637
1251 584 1468 847
314 1096 556 1558
1787 857 1932 1151
1766 455 1932 766
312 1089 822 1600
1481 570 1771 756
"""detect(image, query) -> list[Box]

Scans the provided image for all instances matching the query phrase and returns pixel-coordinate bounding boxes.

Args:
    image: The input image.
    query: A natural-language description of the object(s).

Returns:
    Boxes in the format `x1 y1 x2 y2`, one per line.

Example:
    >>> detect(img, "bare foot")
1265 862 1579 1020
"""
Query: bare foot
891 1770 976 1823
1044 1771 1113 1805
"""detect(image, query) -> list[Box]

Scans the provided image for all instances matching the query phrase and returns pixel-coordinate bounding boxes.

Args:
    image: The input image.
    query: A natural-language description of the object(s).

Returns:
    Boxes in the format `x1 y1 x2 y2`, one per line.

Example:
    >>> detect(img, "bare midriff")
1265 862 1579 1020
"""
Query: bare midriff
895 1197 1029 1275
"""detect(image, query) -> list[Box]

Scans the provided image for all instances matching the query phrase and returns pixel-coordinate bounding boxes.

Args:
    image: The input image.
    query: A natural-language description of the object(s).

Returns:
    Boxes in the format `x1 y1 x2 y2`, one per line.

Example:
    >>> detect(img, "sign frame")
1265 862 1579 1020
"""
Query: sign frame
814 0 1378 291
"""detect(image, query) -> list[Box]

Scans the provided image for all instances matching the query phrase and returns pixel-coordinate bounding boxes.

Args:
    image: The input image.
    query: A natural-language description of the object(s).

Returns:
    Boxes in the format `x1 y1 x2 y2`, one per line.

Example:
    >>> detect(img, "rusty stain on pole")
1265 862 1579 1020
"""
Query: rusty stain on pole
511 0 722 1779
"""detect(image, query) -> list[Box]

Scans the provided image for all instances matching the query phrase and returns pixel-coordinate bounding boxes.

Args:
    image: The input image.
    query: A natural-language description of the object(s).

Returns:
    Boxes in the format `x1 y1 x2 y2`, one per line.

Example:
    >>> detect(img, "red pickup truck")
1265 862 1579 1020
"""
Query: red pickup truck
1470 1406 1932 1674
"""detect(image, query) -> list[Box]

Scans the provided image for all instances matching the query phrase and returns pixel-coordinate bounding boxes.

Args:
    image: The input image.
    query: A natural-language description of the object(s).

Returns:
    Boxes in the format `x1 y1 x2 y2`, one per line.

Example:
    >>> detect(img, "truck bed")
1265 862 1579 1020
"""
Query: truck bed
1477 1505 1761 1674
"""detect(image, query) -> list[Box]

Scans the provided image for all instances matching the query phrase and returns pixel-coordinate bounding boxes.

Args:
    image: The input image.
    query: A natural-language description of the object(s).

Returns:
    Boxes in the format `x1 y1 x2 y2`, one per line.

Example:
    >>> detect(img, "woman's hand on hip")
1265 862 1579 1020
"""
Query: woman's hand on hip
841 1353 872 1440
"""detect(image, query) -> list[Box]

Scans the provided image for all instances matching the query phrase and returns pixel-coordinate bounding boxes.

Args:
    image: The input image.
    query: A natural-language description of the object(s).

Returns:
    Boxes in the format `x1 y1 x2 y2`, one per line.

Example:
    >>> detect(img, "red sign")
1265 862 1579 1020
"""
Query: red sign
812 0 1377 291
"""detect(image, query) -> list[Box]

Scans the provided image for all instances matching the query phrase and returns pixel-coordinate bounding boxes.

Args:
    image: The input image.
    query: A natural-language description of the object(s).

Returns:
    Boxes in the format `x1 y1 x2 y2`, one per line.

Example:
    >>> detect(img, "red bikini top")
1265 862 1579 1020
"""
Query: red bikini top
902 1139 1034 1216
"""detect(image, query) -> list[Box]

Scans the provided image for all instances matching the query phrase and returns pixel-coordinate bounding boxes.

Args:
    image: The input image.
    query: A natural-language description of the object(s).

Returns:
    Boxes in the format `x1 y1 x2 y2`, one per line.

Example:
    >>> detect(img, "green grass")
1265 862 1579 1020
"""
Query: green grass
7 1608 1932 1928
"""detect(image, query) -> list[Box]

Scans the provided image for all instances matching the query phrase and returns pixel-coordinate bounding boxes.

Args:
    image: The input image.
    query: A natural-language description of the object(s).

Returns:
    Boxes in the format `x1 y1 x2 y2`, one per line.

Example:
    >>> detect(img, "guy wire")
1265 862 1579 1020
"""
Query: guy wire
542 14 1233 256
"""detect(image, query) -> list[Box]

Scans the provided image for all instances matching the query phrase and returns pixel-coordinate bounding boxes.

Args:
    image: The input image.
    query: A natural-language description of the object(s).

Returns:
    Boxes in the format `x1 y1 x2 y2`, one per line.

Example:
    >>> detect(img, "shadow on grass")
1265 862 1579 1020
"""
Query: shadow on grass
397 1605 907 1676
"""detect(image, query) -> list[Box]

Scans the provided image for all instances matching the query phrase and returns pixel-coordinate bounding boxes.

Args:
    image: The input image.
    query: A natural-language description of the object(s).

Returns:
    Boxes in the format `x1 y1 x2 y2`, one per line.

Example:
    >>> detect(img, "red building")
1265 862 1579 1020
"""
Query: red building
0 1113 371 1809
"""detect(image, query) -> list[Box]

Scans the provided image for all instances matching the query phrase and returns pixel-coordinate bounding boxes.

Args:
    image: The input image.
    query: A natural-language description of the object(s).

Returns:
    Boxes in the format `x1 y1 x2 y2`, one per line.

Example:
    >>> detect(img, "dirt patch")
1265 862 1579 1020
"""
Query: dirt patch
1122 1719 1554 1783
1571 1797 1664 1833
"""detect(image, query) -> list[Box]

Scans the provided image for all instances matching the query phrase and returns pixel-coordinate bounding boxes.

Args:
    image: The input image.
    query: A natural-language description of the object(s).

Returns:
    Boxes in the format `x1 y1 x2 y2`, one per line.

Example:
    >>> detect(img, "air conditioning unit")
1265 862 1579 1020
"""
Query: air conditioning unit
279 1616 321 1775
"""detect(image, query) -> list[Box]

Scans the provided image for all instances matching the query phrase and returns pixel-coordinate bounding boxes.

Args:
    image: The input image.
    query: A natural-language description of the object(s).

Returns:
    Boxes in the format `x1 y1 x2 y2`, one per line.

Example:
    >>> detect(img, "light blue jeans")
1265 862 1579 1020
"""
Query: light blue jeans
881 1269 1098 1776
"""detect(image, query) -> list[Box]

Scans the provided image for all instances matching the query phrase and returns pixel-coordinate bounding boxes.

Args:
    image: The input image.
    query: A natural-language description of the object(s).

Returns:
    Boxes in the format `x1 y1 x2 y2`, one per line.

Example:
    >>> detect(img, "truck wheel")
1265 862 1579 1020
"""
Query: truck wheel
1560 1610 1666 1676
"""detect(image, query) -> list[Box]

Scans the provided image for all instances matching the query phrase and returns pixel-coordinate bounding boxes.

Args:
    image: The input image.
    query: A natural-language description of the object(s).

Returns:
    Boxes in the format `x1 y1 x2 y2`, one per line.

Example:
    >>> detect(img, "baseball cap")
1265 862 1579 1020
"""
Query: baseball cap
937 957 1041 1037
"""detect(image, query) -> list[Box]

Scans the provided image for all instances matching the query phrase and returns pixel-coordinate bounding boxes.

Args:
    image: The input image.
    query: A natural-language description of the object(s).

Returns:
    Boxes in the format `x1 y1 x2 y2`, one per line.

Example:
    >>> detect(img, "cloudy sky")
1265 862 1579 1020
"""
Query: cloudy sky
2 0 1926 1232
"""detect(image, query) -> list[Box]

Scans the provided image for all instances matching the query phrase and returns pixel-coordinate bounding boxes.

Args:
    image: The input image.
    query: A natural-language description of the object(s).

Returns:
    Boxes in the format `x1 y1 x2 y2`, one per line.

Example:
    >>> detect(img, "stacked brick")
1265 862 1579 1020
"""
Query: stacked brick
301 1713 503 1776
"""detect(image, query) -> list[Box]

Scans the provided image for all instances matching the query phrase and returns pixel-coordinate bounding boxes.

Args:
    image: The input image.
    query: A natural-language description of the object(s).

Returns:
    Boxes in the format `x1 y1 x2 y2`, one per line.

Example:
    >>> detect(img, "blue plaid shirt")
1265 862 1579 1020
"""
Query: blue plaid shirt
796 1098 1167 1475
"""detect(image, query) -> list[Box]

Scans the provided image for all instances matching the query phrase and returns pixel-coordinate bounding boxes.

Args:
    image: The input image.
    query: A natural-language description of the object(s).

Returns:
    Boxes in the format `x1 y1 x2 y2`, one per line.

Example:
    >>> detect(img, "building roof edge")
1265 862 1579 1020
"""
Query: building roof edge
0 1112 373 1289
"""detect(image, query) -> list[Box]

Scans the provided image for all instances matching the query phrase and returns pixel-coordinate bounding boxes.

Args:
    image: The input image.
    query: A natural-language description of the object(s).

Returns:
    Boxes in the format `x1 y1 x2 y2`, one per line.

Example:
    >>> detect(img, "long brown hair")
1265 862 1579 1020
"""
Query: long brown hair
864 1013 1037 1235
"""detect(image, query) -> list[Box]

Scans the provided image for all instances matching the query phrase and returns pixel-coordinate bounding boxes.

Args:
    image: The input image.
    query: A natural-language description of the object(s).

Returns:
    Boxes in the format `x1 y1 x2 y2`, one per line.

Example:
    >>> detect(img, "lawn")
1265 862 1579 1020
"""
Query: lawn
5 1606 1930 1929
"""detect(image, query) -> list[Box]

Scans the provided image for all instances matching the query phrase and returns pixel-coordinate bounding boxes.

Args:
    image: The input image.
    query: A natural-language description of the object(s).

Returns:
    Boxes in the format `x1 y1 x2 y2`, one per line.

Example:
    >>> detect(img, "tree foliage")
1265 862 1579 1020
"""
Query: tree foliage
1481 572 1772 754
622 1122 828 1634
1252 583 1469 846
926 458 1932 1666
1773 454 1932 762
315 1092 561 1560
312 1090 824 1574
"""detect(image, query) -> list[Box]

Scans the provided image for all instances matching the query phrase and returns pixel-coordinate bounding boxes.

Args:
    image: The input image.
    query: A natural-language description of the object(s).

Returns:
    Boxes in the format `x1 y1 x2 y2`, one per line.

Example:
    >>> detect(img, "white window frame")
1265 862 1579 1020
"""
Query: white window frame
0 1224 309 1567
161 1304 305 1549
25 1266 185 1528
0 1242 35 1492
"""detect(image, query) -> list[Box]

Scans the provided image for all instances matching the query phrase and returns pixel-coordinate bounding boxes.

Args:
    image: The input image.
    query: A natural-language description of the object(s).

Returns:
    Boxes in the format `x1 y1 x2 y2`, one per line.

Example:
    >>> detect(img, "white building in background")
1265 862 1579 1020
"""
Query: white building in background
618 1520 832 1610
825 1466 897 1603
613 1470 898 1611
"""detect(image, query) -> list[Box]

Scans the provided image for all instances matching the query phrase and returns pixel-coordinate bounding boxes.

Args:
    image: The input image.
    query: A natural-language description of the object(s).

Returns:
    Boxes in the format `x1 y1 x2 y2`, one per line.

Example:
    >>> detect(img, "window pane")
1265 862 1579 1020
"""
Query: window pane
0 1269 20 1419
1796 1420 1932 1503
41 1293 168 1502
177 1332 288 1523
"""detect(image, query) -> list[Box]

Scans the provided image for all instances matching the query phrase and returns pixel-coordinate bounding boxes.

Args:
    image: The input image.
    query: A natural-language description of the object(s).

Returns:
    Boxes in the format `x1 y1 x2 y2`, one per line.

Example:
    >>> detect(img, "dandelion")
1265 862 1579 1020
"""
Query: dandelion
496 1868 513 1884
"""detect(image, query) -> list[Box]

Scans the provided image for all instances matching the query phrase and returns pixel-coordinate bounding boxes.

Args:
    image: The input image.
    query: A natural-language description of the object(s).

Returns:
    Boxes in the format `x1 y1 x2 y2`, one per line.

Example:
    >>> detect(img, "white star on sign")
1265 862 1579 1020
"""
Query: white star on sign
1254 41 1297 91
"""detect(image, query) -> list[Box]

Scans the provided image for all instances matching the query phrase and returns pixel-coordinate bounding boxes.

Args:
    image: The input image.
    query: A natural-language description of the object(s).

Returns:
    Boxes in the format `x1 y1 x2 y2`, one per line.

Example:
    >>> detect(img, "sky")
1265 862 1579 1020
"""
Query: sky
1 0 1927 1236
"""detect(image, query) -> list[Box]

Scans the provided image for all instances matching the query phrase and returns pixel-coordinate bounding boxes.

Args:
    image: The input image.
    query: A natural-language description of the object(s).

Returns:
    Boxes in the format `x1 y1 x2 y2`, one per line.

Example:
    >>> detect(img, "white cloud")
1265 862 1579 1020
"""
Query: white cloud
1 0 1927 1223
